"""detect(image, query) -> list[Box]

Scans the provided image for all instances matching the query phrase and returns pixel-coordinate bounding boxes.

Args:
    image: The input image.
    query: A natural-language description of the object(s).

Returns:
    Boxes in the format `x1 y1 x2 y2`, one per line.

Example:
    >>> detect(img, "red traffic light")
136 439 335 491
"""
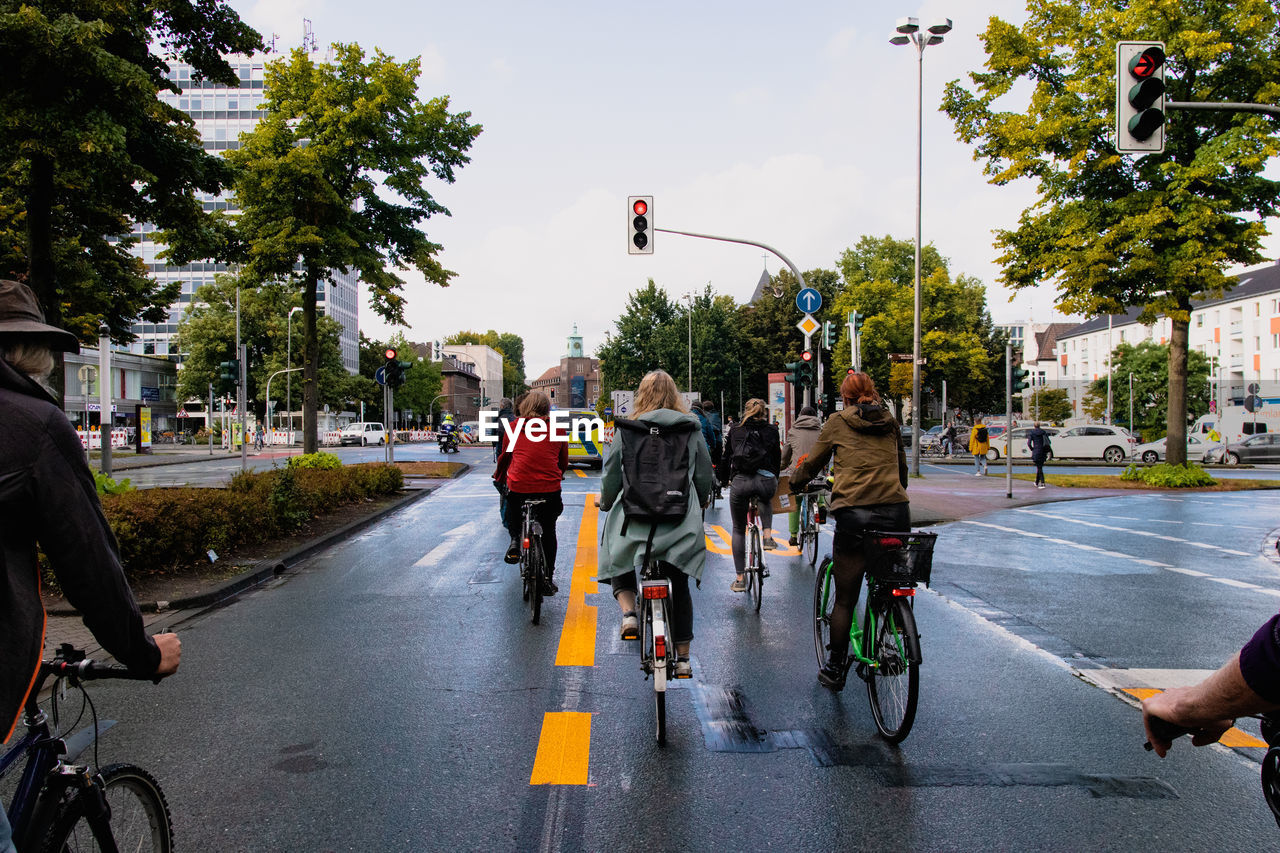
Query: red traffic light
633 199 648 216
1128 45 1164 79
384 348 397 360
801 350 813 362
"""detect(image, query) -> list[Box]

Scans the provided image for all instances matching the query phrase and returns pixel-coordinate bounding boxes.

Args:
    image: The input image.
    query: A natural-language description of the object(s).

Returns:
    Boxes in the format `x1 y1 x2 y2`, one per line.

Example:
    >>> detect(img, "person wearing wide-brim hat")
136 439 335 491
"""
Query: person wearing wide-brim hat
0 281 180 850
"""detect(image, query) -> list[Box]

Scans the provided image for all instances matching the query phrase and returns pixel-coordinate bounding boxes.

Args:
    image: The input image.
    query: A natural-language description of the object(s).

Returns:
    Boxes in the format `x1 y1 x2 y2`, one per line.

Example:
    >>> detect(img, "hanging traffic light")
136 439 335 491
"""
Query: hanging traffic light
1116 42 1166 153
627 196 653 255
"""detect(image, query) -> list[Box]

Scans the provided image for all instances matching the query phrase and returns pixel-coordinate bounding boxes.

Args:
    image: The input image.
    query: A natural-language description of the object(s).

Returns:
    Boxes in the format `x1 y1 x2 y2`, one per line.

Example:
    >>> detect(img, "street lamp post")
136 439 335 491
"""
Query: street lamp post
286 306 302 437
684 291 693 392
891 14 951 477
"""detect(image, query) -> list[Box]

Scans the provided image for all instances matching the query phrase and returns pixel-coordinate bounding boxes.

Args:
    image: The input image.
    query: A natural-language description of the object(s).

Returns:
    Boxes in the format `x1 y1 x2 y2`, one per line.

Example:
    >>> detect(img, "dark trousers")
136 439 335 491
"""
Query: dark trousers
728 473 777 571
826 502 911 656
611 565 694 644
504 491 564 578
1032 453 1047 485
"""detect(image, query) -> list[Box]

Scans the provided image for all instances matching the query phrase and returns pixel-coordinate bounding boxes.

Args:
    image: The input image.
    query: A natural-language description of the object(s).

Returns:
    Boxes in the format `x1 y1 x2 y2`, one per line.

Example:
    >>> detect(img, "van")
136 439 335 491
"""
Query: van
339 422 387 446
1190 407 1280 445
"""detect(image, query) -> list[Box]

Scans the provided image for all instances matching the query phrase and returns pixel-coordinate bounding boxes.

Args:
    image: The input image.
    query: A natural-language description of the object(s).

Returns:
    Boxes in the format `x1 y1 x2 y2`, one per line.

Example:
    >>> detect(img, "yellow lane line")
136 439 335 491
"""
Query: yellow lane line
529 711 592 785
555 493 600 667
706 524 802 557
572 468 587 478
1121 688 1267 747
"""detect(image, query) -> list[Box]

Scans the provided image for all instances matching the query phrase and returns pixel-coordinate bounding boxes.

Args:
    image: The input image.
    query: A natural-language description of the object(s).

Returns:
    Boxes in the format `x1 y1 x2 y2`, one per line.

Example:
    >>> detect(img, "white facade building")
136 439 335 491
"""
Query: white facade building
127 56 360 373
442 344 504 406
1053 262 1280 417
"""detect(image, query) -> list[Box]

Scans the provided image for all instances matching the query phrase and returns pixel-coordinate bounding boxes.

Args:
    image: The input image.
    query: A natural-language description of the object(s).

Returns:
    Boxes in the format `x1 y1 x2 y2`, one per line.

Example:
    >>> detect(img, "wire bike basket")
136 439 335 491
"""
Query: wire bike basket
862 531 937 586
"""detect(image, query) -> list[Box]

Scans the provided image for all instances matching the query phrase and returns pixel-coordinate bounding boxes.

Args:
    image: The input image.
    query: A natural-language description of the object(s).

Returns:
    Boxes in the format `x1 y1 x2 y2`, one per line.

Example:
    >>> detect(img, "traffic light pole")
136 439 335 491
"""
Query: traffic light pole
384 382 395 464
1006 343 1013 499
652 228 809 295
1167 101 1280 118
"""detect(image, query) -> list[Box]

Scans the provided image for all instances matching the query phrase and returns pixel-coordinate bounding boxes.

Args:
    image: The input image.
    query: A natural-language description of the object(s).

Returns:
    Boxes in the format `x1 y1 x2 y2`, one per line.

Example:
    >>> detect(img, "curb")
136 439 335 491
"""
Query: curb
47 485 441 617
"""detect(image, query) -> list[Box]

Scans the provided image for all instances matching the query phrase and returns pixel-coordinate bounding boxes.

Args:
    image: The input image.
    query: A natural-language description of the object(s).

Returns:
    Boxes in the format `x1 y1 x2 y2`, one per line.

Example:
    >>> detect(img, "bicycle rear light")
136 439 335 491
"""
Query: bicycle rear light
891 588 916 596
654 636 666 658
642 584 669 599
522 537 530 549
878 537 904 548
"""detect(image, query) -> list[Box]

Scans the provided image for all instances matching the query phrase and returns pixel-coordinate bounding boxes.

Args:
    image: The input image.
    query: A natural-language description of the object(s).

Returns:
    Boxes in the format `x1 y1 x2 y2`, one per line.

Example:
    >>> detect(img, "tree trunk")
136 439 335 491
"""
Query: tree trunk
26 152 67 404
1166 312 1189 466
302 273 319 454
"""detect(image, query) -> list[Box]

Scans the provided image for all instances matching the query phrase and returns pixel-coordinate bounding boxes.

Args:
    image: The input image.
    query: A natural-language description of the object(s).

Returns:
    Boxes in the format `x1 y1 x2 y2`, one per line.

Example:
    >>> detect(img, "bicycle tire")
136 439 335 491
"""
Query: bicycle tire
529 535 544 626
655 677 667 747
813 556 835 668
41 762 173 853
865 595 921 744
802 503 819 567
747 526 763 612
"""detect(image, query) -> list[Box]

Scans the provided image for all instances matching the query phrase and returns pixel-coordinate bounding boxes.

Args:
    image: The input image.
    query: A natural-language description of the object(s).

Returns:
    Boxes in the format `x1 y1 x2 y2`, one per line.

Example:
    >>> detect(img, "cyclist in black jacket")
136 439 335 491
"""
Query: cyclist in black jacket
716 398 781 592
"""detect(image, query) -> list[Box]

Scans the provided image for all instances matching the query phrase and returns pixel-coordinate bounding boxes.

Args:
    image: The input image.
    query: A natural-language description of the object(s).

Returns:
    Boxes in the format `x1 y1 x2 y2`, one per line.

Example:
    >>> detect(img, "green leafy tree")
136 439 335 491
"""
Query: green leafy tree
597 281 685 394
943 1 1280 463
1081 341 1210 439
444 328 527 397
227 44 482 452
173 277 348 424
829 235 1006 421
1028 387 1072 424
0 0 261 399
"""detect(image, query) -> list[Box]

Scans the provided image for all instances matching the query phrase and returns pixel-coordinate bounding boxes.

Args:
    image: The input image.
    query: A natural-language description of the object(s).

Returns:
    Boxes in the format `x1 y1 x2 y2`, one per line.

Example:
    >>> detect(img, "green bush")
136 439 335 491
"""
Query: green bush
287 452 343 470
1120 462 1216 488
99 463 404 578
94 471 134 495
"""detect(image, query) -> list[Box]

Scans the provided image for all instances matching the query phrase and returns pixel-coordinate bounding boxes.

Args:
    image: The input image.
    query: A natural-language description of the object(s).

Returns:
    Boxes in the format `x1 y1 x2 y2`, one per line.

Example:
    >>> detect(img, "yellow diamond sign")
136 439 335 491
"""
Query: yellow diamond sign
796 314 820 337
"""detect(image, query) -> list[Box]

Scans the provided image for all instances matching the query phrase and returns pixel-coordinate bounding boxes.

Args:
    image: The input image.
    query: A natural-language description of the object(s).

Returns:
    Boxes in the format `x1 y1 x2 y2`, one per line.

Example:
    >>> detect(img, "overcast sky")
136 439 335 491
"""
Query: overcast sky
228 0 1280 378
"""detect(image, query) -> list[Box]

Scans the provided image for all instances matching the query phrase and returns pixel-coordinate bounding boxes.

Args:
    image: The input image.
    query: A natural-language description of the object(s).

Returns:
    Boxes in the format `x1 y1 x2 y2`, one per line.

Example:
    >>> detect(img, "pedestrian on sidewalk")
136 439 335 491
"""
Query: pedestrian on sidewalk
1027 421 1052 488
0 282 181 852
970 418 990 476
941 422 956 457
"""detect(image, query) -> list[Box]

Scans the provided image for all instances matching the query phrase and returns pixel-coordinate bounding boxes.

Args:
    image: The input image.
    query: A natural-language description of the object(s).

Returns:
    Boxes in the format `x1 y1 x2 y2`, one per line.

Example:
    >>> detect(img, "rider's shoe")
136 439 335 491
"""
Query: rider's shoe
620 611 639 640
763 537 778 551
788 535 799 547
818 650 848 691
540 577 559 597
730 577 748 593
504 538 520 564
674 657 693 679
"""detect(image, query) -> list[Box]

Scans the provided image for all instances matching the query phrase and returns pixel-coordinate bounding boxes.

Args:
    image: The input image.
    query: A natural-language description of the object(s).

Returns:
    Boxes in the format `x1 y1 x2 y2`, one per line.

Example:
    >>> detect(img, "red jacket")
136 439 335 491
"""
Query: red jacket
500 418 568 493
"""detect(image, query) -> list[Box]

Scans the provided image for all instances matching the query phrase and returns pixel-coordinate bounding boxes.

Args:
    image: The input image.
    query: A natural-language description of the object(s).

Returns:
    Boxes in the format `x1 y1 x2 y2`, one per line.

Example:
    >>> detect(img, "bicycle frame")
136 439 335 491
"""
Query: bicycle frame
816 567 916 670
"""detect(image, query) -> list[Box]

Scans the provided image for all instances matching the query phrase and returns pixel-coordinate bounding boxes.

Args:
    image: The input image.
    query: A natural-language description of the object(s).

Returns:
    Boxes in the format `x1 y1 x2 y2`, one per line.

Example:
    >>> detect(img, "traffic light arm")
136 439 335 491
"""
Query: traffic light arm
652 226 808 298
1166 100 1280 117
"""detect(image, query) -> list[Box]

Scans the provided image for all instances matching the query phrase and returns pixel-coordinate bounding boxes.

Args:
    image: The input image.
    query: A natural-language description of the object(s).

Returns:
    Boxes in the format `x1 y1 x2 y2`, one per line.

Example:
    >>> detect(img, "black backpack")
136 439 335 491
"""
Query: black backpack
614 417 698 521
731 422 772 474
974 425 988 443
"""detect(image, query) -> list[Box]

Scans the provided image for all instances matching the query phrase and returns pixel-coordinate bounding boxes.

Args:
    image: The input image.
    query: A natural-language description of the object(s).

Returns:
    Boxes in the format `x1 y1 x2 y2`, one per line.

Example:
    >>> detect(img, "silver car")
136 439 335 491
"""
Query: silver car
1204 433 1280 465
1132 434 1210 464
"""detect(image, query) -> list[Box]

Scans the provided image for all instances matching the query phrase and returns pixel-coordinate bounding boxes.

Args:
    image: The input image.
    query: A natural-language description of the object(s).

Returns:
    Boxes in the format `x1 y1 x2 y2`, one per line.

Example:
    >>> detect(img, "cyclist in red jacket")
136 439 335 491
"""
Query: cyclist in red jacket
496 390 568 596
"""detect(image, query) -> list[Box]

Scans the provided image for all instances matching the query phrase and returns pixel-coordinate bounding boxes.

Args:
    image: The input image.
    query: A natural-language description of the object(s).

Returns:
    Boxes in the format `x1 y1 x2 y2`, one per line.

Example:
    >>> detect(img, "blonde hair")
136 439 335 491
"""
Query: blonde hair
0 341 55 383
519 390 551 418
633 370 687 415
742 398 767 421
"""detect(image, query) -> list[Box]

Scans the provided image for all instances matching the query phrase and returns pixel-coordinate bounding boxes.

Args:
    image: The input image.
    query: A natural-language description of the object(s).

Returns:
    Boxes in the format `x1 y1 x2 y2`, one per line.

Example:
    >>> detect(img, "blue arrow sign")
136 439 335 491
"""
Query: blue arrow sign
796 287 822 314
374 366 387 386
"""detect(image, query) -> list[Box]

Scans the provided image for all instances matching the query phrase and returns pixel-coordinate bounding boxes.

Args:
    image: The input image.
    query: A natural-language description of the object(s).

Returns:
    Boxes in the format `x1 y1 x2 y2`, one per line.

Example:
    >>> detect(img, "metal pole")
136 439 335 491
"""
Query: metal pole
942 379 947 426
208 384 214 455
1105 315 1113 425
1129 372 1134 436
1006 343 1013 499
653 228 808 294
98 326 112 476
909 36 924 478
237 288 246 472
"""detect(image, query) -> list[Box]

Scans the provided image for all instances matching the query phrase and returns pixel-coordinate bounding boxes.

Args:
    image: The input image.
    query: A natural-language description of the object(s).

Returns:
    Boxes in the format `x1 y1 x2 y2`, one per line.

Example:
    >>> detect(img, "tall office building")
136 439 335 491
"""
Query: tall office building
126 55 360 373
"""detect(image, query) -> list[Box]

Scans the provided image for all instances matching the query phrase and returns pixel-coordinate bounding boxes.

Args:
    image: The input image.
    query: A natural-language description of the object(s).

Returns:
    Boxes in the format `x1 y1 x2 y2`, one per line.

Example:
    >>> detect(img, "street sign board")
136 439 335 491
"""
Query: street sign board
796 288 822 314
796 314 820 337
1248 382 1261 395
1246 394 1265 413
375 366 387 386
889 353 913 362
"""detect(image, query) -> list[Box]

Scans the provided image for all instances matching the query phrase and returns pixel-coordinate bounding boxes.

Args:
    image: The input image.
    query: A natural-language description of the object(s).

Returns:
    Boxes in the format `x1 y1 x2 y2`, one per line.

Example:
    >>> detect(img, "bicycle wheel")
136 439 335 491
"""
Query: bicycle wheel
747 527 763 612
42 763 173 853
865 595 921 744
528 535 544 625
802 504 819 567
813 556 835 668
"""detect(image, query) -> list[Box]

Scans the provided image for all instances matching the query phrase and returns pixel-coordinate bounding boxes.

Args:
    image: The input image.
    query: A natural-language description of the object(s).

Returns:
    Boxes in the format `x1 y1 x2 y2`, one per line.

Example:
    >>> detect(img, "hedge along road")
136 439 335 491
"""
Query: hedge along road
46 459 1278 850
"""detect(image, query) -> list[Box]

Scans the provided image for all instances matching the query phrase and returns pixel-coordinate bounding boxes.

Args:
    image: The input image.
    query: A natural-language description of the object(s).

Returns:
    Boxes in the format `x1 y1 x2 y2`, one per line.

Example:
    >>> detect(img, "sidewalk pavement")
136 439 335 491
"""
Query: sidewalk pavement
90 442 302 471
907 463 1134 526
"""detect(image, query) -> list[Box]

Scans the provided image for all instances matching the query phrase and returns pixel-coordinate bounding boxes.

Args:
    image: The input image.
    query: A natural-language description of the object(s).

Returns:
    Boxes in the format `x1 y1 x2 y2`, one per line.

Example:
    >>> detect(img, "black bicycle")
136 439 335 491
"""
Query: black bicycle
518 498 548 625
0 643 173 852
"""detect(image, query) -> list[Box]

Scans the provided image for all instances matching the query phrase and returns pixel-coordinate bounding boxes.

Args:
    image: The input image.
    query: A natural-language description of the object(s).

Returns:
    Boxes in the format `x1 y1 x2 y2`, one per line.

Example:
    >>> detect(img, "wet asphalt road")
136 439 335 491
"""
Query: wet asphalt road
61 460 1280 851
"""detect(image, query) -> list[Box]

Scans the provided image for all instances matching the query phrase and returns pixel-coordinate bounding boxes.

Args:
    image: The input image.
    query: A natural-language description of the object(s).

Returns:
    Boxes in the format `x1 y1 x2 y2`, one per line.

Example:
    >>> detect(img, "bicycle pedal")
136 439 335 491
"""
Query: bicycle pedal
761 568 770 578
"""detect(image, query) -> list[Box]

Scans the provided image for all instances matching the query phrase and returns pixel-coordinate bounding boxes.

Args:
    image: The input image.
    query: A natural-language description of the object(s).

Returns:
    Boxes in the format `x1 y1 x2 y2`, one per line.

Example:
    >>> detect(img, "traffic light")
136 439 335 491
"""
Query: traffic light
822 321 838 350
627 195 653 255
218 359 239 393
783 360 802 385
383 348 404 388
1012 366 1030 394
1116 42 1166 153
850 311 866 333
800 351 815 386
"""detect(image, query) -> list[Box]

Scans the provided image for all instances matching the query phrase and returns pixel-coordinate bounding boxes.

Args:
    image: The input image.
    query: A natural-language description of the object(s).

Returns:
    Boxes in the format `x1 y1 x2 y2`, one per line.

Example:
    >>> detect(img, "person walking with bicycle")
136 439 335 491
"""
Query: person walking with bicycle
717 398 781 592
598 370 713 677
781 405 822 547
0 282 181 852
790 371 908 690
497 390 567 596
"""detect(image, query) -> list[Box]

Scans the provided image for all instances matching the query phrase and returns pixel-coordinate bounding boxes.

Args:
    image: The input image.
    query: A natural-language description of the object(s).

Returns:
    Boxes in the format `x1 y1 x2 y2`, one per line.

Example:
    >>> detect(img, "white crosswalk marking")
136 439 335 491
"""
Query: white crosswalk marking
1012 508 1251 556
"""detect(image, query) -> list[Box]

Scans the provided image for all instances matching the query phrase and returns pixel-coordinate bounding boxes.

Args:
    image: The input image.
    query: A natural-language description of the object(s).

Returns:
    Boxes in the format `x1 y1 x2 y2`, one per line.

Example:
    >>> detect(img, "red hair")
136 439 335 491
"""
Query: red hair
841 371 881 406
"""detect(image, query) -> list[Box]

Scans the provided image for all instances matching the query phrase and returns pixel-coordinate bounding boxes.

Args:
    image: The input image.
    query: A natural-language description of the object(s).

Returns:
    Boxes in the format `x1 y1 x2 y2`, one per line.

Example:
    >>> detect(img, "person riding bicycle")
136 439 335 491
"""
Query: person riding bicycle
941 422 957 457
598 370 713 678
790 371 908 691
701 400 724 498
781 405 823 547
717 398 781 592
0 282 180 851
497 391 567 596
1143 610 1280 757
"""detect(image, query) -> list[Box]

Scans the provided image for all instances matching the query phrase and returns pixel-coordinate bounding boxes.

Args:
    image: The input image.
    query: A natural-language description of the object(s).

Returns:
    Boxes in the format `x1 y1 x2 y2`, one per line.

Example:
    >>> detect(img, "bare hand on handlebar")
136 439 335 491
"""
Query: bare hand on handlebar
153 632 181 677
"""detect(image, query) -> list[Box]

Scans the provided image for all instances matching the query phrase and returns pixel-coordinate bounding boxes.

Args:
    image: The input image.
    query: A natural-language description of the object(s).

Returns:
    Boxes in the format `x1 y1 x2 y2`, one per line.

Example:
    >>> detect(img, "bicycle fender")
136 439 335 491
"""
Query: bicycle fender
59 720 116 762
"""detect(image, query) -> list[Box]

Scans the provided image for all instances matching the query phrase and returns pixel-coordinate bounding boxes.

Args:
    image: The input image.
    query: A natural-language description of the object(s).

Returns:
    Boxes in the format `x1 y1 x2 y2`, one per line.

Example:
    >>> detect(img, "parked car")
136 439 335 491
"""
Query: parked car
1204 433 1280 465
1132 434 1211 464
985 426 1061 461
1043 424 1136 463
339 421 387 446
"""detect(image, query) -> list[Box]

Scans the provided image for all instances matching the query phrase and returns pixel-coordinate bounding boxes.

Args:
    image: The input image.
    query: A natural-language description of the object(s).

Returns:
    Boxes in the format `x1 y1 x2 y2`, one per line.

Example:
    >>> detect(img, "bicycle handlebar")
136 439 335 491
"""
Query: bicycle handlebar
1143 714 1197 751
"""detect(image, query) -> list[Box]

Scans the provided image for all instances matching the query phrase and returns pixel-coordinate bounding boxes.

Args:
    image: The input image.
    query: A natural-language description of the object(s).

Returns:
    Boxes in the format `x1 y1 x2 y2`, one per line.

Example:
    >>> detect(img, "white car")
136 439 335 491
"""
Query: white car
985 427 1061 461
339 422 387 446
1132 434 1210 464
1048 424 1136 463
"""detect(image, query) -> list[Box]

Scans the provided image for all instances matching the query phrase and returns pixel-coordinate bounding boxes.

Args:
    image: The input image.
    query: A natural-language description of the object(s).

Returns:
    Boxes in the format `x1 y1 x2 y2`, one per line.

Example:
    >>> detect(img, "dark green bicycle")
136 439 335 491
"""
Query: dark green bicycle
813 530 936 743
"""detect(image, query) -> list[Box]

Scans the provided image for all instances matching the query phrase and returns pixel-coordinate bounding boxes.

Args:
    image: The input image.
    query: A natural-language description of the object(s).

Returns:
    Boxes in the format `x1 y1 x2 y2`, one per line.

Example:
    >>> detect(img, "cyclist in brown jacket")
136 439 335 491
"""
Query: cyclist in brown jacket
790 371 908 690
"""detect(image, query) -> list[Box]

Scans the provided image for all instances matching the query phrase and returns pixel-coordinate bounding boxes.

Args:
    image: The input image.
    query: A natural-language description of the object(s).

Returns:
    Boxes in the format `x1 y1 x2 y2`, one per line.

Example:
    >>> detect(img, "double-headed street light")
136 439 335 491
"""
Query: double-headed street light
891 15 952 477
